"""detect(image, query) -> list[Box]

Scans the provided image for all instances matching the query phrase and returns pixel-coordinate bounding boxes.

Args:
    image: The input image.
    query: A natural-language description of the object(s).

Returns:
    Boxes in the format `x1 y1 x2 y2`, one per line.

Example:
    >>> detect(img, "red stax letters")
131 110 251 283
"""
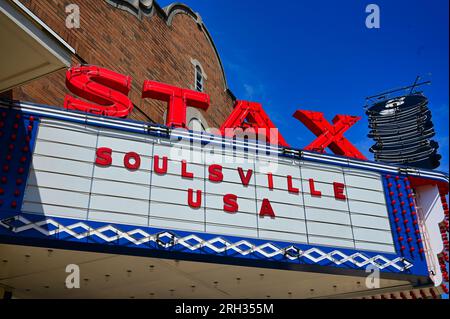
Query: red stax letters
293 110 367 160
64 66 368 161
142 80 209 128
220 101 289 147
64 65 133 117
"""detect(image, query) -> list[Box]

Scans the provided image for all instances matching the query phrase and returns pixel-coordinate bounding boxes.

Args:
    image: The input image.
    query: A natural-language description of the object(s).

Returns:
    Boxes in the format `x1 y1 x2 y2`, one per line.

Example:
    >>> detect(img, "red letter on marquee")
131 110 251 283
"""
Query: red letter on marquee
95 147 112 166
154 155 168 175
181 160 194 179
293 110 367 160
238 167 253 186
64 65 133 118
188 189 202 208
259 198 275 218
267 173 274 190
142 80 209 128
224 194 238 213
208 164 223 182
220 101 289 147
287 175 300 194
124 152 141 171
309 179 322 197
333 182 346 200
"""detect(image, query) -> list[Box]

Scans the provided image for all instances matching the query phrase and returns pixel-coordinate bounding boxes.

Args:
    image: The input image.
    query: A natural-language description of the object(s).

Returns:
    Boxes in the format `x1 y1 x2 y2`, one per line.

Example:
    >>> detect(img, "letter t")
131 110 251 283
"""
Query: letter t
142 80 210 128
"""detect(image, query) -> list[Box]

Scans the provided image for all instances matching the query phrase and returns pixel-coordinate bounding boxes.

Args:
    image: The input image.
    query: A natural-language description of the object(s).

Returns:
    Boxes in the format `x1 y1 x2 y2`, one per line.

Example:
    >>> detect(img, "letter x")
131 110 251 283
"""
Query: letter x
293 110 367 160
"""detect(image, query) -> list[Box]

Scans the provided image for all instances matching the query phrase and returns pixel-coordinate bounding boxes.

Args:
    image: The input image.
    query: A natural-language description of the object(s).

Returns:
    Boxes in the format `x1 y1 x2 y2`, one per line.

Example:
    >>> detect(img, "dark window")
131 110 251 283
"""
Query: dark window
195 65 204 92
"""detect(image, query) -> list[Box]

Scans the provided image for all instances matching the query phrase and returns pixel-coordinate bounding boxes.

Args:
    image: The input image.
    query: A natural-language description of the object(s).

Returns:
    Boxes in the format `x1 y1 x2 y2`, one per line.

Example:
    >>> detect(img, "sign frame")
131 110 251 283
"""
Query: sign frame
1 99 448 285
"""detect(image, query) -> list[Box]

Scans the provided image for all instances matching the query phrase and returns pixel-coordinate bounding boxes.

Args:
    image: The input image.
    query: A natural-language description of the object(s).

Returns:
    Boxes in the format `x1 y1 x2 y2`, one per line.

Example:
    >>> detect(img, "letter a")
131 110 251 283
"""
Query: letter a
259 198 275 218
365 4 380 29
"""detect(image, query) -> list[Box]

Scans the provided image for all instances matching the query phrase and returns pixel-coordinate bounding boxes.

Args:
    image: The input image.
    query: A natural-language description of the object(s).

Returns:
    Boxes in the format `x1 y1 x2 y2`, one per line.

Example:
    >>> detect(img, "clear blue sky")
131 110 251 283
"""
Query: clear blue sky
160 0 449 173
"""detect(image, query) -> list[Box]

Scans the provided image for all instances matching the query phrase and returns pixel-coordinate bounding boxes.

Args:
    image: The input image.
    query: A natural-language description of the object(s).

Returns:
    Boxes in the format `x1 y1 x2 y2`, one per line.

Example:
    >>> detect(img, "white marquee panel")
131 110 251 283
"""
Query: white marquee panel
21 122 396 253
205 208 257 230
24 186 89 210
259 230 308 243
206 224 258 238
89 209 148 226
307 221 354 240
150 216 204 232
305 207 351 225
90 179 150 200
256 187 304 206
308 235 355 249
27 170 91 193
36 123 97 147
256 200 305 220
89 194 149 216
350 214 391 231
352 227 393 245
258 215 307 235
31 155 94 177
94 165 151 185
149 202 204 225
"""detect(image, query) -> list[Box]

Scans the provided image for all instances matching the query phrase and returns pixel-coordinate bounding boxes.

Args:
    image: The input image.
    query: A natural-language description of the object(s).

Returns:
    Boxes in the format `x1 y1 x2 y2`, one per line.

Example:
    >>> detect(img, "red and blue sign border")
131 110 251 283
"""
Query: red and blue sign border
0 99 444 284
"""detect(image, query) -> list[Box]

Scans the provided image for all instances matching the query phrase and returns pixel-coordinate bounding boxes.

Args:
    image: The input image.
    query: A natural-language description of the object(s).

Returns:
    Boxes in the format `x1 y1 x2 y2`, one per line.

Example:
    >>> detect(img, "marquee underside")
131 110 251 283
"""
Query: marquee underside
0 243 419 299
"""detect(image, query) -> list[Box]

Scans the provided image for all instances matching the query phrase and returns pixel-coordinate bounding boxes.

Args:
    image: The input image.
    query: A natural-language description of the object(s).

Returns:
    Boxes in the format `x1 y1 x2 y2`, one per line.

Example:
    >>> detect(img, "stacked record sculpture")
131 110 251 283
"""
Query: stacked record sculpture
366 93 441 169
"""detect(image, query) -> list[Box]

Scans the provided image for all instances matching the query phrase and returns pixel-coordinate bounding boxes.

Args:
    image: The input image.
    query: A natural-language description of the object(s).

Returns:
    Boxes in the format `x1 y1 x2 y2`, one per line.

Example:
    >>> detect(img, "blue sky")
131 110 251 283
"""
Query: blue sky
160 0 449 173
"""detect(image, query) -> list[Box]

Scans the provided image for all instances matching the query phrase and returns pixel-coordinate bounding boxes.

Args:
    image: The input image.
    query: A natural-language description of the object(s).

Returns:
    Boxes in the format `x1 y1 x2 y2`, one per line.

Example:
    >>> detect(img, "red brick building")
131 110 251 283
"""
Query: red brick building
4 0 236 129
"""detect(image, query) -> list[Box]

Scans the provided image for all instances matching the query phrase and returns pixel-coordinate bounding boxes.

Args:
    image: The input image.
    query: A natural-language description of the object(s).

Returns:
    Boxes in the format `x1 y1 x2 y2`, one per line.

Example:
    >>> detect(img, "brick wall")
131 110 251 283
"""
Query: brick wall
12 0 235 128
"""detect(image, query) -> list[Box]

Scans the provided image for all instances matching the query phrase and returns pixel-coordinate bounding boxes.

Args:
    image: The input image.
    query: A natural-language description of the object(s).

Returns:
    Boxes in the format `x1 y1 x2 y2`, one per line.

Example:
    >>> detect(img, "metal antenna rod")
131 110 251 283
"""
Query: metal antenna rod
409 76 421 95
366 80 431 101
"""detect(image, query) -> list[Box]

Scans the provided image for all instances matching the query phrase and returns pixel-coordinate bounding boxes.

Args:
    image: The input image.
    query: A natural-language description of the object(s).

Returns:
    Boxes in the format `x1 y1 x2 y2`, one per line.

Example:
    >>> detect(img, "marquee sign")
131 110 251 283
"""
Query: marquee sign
24 118 395 252
0 65 448 288
0 99 448 286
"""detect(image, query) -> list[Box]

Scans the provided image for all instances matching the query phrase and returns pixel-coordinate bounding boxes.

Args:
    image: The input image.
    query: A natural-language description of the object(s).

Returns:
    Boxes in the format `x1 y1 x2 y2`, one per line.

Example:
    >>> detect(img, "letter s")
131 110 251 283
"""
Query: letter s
208 164 223 182
224 194 238 213
64 65 133 118
95 147 112 166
